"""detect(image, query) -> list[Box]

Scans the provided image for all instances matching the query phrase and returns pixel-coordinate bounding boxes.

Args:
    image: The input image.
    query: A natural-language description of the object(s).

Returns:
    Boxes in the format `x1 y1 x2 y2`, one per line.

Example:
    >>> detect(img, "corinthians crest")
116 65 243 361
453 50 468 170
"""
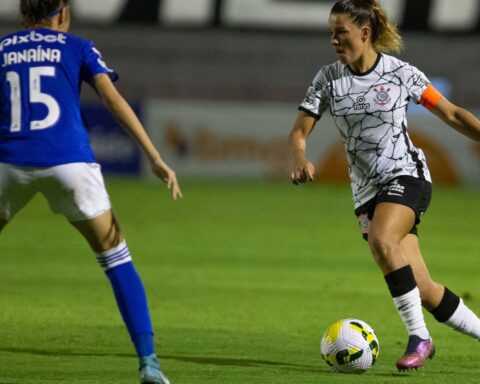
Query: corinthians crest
373 86 391 106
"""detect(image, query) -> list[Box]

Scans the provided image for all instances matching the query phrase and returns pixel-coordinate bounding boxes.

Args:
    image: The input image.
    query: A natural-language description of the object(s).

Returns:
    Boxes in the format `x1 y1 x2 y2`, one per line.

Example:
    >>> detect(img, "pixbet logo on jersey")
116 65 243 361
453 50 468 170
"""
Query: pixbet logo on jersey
0 31 67 52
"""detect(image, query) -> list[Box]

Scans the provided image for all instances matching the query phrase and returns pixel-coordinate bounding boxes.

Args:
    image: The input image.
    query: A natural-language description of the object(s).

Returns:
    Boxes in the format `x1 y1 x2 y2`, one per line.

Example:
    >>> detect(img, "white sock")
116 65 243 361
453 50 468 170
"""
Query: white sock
393 287 430 339
445 299 480 340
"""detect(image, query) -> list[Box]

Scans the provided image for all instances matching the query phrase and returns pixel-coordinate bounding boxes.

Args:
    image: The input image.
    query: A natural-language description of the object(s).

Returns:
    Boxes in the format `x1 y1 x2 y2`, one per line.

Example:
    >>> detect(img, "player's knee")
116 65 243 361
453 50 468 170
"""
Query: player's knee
368 233 397 260
89 233 124 253
71 210 124 253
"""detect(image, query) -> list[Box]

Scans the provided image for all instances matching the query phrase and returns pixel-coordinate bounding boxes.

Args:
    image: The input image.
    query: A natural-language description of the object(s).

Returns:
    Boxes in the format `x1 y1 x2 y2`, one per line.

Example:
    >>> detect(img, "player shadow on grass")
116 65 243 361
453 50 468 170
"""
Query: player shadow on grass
2 347 458 377
161 354 325 373
0 347 324 373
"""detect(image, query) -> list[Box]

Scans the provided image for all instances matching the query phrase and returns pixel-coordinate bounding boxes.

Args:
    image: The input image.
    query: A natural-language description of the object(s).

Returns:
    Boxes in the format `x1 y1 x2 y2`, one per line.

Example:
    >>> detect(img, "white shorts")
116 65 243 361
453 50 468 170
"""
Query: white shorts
0 162 111 222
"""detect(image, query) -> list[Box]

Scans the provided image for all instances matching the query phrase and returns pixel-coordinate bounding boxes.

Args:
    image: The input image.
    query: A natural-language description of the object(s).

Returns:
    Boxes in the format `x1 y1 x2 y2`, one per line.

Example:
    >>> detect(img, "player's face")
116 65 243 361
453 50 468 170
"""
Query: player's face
328 13 368 65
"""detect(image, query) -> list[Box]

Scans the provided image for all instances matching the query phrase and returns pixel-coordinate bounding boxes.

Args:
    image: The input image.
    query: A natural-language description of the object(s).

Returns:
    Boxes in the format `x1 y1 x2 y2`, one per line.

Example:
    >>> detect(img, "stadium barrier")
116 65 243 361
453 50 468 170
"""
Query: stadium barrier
143 99 480 186
82 103 142 176
1 0 479 33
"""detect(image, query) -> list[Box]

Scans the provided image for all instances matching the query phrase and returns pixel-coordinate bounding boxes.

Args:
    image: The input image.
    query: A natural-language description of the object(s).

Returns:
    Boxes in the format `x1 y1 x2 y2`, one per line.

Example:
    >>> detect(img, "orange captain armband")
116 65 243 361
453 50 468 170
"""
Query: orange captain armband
419 84 443 110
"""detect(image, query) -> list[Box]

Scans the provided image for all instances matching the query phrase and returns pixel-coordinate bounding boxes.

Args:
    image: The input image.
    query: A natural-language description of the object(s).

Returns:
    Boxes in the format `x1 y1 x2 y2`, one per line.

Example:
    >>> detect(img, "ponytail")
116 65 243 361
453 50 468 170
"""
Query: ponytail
331 0 403 53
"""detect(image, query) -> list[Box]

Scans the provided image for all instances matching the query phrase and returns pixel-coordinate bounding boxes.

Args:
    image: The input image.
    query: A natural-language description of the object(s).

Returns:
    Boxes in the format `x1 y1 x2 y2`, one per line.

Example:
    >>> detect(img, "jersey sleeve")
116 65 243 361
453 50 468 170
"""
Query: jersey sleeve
403 63 431 104
80 41 119 84
298 68 331 119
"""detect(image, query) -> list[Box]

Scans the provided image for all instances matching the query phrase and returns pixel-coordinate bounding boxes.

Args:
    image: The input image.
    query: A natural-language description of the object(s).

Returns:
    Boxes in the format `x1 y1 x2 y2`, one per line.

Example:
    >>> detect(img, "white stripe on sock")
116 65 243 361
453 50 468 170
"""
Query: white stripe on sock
96 240 132 271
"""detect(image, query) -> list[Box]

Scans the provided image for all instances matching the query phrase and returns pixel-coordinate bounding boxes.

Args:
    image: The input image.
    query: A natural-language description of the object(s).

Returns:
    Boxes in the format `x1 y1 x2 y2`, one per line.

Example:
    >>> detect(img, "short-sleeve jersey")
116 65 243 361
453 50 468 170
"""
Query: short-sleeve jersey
0 28 118 166
299 54 432 209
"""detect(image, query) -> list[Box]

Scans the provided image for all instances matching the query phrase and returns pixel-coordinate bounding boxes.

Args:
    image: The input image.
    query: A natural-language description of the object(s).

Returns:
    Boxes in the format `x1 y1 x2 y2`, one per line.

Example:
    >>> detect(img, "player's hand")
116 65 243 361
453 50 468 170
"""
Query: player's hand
290 159 315 185
150 159 183 200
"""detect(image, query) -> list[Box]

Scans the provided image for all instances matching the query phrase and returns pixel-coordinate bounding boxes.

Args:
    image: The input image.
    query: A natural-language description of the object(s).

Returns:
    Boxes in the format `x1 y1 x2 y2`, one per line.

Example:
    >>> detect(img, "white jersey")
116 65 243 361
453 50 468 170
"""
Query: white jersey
300 54 432 209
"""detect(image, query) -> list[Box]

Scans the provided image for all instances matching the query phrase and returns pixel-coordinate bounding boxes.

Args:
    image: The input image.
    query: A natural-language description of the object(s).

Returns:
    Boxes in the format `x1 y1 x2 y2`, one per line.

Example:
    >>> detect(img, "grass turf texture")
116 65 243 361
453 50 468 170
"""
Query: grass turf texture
0 179 479 383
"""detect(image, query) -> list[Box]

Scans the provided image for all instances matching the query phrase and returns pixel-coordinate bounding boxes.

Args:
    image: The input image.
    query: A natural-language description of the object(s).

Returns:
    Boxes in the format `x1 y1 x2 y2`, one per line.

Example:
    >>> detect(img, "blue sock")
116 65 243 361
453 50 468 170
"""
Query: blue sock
96 241 155 357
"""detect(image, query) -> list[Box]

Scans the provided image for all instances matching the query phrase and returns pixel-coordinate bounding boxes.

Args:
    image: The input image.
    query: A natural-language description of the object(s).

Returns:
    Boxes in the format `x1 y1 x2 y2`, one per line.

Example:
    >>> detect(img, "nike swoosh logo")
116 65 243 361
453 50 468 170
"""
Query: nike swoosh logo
398 303 414 311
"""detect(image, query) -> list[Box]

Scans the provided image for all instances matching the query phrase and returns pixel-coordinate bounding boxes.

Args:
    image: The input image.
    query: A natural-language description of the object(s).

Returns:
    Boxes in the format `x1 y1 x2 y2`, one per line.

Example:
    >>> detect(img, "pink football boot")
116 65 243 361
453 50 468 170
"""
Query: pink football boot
396 335 435 371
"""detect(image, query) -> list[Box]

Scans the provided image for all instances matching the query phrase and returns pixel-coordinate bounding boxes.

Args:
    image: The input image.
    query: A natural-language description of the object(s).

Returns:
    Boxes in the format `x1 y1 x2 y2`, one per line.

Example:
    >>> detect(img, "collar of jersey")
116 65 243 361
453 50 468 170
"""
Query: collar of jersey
347 53 382 77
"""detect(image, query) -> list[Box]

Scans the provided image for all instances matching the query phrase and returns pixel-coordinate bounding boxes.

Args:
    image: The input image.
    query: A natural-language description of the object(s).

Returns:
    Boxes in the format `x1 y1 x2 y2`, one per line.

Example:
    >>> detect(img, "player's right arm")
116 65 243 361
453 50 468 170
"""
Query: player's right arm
288 110 317 185
92 73 182 200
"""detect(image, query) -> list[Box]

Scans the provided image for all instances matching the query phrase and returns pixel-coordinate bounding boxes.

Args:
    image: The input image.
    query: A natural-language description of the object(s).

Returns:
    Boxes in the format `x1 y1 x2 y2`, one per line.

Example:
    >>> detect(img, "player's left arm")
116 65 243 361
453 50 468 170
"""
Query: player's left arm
421 85 480 141
92 73 182 200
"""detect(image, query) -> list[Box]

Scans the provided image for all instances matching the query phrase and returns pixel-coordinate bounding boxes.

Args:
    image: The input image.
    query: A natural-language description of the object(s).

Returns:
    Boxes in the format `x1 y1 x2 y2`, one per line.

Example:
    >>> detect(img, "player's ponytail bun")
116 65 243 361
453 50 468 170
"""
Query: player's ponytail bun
331 0 403 53
370 1 403 53
20 0 64 28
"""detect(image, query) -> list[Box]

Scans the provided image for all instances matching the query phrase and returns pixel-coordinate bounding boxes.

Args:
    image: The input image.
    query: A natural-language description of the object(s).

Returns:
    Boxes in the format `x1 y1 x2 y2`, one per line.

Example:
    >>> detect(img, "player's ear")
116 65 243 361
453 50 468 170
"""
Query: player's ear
58 5 71 30
361 26 370 43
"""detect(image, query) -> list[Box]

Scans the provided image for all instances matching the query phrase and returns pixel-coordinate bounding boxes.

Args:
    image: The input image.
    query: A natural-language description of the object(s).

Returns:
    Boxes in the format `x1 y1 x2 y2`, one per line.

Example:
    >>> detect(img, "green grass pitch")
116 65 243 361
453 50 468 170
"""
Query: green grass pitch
0 179 479 383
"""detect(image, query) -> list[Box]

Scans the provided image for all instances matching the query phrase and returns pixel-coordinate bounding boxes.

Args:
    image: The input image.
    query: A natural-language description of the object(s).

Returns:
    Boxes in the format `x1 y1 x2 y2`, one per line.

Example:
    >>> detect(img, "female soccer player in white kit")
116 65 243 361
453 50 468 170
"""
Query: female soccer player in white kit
0 1 180 383
289 0 480 371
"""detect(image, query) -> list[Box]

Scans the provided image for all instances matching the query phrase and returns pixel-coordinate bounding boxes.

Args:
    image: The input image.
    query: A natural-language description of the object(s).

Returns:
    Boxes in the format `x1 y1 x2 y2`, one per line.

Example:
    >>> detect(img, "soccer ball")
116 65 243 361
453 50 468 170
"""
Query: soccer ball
320 318 379 373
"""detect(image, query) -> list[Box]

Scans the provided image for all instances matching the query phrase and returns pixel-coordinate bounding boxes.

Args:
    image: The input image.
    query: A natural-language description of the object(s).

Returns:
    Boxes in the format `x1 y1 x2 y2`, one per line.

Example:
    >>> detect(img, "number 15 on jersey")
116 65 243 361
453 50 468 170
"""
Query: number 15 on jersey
6 66 60 132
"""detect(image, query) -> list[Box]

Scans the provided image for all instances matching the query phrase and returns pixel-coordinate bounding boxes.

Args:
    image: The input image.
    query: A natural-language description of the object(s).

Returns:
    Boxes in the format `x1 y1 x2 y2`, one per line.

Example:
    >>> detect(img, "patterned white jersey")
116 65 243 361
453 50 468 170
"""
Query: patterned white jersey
299 53 432 209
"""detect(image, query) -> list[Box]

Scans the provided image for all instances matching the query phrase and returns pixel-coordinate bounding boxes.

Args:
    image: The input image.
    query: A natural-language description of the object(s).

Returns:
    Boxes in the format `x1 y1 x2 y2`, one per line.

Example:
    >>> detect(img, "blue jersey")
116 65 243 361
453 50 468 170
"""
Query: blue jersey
0 28 118 166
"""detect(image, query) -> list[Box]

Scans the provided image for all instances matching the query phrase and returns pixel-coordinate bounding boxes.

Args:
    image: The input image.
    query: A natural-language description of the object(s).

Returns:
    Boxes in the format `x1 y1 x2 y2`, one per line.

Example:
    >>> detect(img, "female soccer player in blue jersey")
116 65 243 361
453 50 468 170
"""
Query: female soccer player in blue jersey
289 0 480 372
0 1 180 383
